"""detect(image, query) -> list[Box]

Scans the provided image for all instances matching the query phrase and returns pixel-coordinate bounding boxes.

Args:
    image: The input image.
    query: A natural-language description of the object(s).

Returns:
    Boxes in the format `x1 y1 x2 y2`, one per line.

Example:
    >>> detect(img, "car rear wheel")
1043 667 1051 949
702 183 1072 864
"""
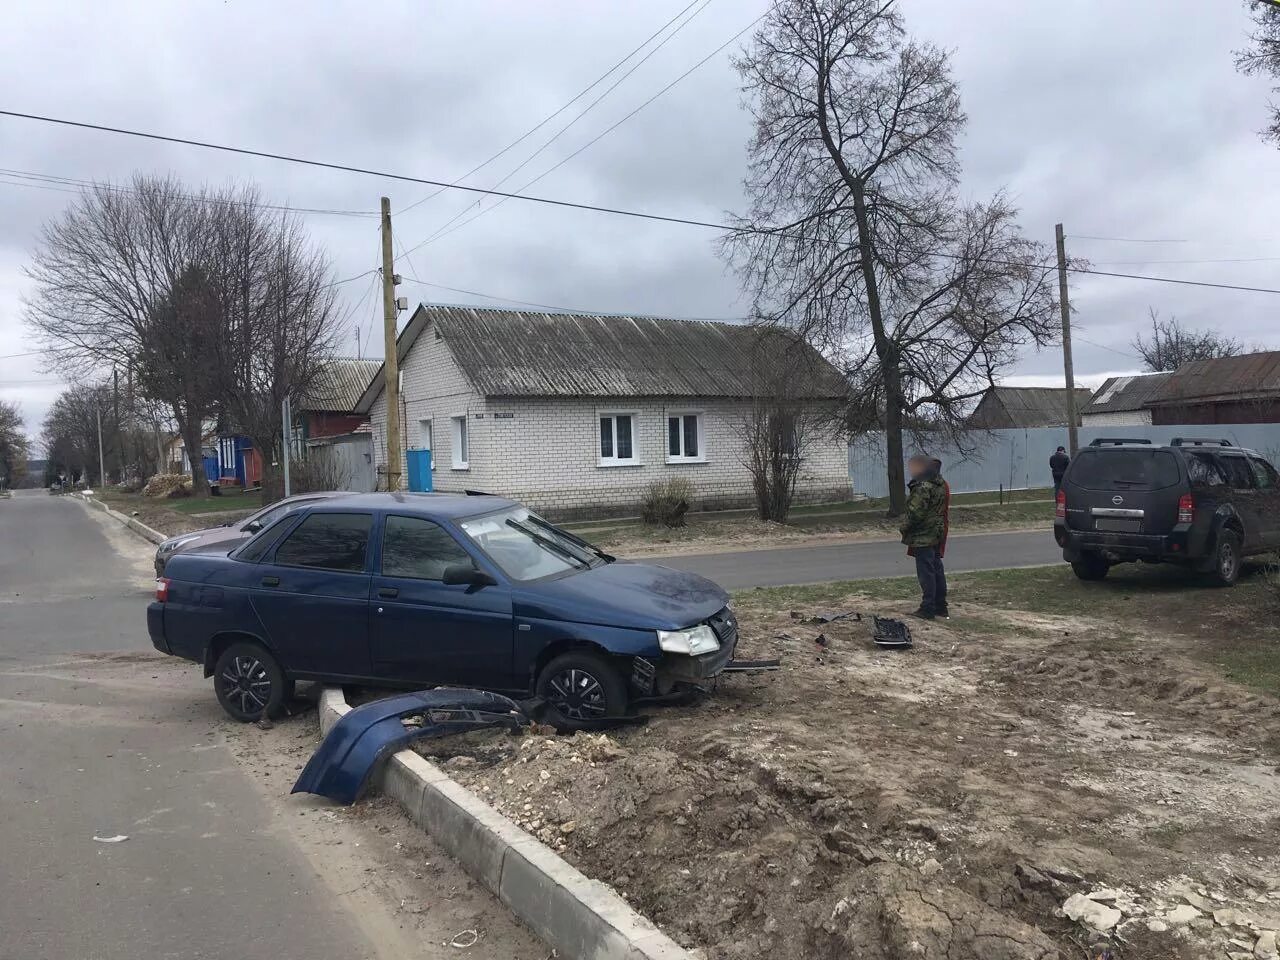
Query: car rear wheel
1071 554 1110 581
1209 530 1242 587
536 651 627 732
214 641 286 722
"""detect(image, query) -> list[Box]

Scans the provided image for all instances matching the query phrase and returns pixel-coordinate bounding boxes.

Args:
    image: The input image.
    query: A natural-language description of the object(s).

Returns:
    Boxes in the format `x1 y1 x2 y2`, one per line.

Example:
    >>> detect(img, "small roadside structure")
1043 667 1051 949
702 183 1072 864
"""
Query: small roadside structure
1080 372 1171 426
295 358 382 441
354 304 852 518
1143 350 1280 425
967 385 1094 429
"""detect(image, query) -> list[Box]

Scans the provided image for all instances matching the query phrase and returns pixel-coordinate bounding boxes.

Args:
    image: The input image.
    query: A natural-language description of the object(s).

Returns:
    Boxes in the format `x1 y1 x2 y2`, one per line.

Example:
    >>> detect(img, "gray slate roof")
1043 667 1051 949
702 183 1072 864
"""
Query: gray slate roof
356 304 847 409
303 358 383 412
970 386 1093 428
1145 350 1280 406
1083 373 1171 414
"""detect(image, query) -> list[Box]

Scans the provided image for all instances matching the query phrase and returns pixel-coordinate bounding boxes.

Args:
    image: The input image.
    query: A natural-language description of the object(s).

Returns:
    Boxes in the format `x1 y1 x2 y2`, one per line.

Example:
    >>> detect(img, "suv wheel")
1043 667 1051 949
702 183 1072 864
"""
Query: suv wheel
1071 554 1110 581
1210 530 1242 587
536 651 627 732
214 641 287 722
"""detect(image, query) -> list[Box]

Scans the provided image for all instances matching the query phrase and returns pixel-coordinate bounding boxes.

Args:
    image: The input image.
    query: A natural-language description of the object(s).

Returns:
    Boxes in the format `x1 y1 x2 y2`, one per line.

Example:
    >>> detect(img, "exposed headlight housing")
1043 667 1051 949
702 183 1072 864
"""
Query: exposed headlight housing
657 623 720 656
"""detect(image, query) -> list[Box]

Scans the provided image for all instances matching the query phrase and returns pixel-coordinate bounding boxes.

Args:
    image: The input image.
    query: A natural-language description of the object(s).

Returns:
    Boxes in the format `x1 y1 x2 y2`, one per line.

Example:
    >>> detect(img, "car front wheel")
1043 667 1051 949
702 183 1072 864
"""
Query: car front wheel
536 651 627 732
214 641 286 722
1071 553 1110 581
1209 530 1242 587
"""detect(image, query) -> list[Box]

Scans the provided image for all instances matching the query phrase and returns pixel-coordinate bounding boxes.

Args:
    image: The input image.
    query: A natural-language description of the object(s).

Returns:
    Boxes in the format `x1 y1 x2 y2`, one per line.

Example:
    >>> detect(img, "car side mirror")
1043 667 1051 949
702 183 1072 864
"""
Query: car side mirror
442 563 496 588
243 520 262 533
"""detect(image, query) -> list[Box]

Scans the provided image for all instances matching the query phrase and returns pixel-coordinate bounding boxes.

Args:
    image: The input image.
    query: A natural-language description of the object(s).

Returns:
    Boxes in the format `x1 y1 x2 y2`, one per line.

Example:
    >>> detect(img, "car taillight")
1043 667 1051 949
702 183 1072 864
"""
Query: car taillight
156 578 171 602
1055 490 1066 519
1178 494 1194 524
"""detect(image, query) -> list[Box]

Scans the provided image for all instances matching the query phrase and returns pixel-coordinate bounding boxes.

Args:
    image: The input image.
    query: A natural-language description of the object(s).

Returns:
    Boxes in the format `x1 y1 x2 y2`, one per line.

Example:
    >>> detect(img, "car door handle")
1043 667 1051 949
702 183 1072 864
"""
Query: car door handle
260 576 280 587
377 587 399 599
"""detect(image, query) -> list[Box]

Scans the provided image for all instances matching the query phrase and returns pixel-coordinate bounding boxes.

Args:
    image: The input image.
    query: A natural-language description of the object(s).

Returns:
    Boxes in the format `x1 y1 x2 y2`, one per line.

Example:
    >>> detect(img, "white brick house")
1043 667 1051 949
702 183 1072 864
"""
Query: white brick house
354 304 852 519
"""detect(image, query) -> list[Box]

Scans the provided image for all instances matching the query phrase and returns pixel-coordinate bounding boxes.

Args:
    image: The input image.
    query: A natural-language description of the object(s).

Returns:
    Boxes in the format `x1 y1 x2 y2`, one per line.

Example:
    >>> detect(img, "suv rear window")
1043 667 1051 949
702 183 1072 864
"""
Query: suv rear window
1069 449 1181 490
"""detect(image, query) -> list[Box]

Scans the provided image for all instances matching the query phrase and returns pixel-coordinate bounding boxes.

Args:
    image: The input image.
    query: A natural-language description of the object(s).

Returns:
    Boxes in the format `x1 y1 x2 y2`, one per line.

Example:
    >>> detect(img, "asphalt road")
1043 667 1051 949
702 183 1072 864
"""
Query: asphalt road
0 491 376 960
655 528 1063 589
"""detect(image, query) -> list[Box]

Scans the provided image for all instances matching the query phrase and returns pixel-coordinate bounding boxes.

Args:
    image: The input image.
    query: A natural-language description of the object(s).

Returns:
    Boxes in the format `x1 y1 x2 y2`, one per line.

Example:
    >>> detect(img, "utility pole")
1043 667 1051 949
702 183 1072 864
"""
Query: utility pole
1055 223 1080 456
96 405 106 489
281 396 292 498
113 366 122 481
380 196 402 490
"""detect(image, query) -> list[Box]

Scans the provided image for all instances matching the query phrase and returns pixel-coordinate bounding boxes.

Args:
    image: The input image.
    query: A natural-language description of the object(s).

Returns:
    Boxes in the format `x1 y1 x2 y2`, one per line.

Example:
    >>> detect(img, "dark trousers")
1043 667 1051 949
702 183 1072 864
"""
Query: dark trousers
1053 476 1064 496
914 546 948 613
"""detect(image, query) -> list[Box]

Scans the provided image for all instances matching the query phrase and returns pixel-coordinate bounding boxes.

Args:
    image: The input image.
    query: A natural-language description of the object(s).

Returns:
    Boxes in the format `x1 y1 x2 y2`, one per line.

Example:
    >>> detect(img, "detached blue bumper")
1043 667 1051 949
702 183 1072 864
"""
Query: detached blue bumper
147 602 169 655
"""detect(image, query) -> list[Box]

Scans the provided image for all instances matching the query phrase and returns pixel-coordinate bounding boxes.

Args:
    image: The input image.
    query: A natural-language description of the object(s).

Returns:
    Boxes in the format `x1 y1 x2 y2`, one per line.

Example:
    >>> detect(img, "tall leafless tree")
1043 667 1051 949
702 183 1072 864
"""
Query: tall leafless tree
1132 308 1245 372
0 400 30 489
1237 0 1280 143
40 384 115 485
722 0 1060 514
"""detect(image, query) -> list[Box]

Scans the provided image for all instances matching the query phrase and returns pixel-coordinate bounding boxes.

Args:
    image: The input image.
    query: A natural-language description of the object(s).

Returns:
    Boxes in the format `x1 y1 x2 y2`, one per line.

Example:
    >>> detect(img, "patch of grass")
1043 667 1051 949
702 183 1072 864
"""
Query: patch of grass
1211 645 1280 697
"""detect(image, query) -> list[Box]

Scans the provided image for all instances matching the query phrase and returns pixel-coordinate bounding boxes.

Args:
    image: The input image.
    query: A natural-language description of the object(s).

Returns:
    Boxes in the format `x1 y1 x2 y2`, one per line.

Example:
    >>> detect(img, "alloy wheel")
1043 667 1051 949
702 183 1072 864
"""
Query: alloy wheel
218 655 273 716
545 668 607 721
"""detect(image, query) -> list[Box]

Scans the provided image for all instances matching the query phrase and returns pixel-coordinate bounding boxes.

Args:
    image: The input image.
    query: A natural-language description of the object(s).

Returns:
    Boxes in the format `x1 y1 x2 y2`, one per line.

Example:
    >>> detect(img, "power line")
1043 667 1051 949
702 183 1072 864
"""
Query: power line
405 5 769 255
0 351 42 360
324 267 379 288
7 108 1280 297
397 0 708 219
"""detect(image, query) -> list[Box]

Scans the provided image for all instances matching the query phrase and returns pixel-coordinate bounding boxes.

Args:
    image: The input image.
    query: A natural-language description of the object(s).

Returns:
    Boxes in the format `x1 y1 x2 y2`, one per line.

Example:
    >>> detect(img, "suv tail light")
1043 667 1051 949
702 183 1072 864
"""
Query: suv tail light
155 578 171 602
1178 494 1194 524
1055 490 1066 519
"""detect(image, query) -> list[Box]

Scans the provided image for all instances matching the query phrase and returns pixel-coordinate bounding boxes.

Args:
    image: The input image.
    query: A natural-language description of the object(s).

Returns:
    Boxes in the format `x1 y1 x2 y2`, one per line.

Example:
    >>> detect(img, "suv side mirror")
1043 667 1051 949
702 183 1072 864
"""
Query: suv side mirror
442 564 497 588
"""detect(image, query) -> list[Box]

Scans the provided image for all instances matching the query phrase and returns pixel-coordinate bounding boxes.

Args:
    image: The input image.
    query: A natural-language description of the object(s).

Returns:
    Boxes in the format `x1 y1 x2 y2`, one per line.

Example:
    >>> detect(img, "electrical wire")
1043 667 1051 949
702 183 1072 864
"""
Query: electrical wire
408 0 714 248
7 109 1280 296
397 0 707 219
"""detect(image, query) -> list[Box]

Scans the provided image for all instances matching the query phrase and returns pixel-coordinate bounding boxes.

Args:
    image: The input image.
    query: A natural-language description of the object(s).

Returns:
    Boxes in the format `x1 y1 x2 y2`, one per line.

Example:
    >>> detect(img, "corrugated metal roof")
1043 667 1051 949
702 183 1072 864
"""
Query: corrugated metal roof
303 358 383 412
1084 373 1171 413
973 386 1093 428
1145 350 1280 406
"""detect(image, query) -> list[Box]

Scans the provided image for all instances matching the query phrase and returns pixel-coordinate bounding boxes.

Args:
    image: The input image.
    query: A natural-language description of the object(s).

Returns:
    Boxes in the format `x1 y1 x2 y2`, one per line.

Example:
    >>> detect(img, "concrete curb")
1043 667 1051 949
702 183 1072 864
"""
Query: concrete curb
74 492 168 545
318 687 690 960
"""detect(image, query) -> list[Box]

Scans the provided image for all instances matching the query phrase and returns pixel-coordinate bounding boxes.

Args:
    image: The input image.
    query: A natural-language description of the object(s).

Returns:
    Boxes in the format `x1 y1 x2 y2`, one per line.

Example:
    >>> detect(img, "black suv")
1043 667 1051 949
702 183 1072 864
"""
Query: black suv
1054 437 1280 585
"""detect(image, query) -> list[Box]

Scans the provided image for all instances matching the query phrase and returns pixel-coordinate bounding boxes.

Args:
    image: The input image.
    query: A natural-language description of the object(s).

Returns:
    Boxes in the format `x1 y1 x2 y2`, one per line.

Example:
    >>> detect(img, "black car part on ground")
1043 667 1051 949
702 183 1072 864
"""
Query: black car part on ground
292 689 528 805
872 616 913 649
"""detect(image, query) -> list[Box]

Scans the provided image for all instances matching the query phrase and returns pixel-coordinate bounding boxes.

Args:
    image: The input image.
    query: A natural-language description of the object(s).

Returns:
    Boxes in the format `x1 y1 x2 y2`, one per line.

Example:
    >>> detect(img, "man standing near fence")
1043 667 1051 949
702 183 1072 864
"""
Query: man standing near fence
1050 446 1070 496
901 455 948 621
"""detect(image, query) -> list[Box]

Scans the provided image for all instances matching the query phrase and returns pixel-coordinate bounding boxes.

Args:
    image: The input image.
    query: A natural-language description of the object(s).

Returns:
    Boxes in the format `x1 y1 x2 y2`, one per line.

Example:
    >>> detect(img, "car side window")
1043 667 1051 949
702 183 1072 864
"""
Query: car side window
1186 452 1226 488
1249 457 1278 490
1219 455 1258 491
273 512 372 573
381 515 473 581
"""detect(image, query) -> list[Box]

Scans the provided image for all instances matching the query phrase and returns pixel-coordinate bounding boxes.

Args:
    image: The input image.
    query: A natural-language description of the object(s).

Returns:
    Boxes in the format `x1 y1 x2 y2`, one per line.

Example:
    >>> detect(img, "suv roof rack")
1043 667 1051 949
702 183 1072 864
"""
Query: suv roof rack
1088 438 1153 447
1170 437 1232 447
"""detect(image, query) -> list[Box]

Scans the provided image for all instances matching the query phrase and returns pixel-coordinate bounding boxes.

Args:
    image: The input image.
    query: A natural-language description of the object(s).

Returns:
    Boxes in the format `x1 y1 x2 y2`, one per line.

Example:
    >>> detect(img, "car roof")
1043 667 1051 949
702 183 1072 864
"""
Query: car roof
302 492 518 519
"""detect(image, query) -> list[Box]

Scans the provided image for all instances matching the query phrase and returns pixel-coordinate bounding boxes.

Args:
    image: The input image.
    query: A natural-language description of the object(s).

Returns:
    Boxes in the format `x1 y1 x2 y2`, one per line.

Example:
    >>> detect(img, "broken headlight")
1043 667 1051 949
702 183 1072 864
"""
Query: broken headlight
657 624 720 656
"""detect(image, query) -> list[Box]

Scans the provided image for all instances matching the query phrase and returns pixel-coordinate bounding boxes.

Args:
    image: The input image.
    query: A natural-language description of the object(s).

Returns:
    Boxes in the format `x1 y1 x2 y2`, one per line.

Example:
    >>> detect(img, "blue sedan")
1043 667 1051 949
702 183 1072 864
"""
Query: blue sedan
148 493 737 728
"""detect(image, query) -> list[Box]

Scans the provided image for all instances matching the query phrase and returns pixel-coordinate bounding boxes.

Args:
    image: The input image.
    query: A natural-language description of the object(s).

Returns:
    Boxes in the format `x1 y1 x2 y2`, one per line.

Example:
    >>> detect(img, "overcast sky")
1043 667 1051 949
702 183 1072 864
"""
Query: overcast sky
2 0 1277 445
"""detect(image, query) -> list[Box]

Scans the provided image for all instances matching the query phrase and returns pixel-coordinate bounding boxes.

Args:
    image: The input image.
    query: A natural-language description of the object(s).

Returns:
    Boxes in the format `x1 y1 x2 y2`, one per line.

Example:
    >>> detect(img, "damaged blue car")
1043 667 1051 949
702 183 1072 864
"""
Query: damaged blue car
148 493 738 729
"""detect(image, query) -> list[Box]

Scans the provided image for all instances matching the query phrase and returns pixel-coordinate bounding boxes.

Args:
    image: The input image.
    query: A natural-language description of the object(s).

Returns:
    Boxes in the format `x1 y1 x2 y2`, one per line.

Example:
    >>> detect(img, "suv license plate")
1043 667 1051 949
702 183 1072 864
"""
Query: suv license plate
1095 518 1142 533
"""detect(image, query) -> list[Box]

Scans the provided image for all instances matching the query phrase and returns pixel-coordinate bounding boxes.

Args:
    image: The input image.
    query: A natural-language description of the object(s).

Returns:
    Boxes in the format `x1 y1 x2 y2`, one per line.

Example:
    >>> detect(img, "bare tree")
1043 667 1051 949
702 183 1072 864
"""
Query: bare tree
1237 0 1280 144
732 328 847 522
1131 308 1244 372
722 0 1059 514
40 385 114 485
25 176 222 494
0 400 30 489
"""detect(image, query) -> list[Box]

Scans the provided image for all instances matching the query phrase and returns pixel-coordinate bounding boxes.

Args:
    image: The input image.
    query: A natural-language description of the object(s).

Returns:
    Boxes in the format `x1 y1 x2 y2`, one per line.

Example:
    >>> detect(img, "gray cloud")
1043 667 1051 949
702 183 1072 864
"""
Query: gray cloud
3 0 1278 442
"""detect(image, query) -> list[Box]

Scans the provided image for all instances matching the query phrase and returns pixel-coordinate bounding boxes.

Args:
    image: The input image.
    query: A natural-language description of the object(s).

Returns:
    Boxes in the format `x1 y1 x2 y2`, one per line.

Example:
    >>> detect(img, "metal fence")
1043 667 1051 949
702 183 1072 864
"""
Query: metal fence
849 423 1280 498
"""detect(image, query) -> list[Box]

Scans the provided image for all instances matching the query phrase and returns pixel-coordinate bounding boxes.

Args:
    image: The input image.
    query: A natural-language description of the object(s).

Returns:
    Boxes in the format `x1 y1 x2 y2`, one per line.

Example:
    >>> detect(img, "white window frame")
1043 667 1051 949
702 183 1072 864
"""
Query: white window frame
418 418 434 470
665 410 706 464
450 414 469 470
597 410 641 467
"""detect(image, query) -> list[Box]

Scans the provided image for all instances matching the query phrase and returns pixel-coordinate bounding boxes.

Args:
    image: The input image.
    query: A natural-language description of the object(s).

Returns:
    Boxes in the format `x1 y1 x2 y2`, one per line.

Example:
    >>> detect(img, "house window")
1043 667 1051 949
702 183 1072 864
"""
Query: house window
418 419 433 469
666 413 703 462
599 413 637 466
450 415 469 469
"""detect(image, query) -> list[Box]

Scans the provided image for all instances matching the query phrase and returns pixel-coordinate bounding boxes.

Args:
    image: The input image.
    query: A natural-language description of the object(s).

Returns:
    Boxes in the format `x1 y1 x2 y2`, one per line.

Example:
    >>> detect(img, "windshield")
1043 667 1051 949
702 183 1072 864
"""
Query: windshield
1070 449 1181 490
459 507 599 581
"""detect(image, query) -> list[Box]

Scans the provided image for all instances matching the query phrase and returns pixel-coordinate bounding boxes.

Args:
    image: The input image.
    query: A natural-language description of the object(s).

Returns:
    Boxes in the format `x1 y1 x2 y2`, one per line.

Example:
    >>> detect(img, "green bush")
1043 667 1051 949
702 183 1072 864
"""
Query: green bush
641 477 693 527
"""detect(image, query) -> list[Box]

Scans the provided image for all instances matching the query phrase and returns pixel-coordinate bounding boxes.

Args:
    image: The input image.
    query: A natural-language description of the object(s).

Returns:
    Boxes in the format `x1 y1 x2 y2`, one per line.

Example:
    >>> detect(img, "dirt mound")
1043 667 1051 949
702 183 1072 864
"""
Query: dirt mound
142 473 192 498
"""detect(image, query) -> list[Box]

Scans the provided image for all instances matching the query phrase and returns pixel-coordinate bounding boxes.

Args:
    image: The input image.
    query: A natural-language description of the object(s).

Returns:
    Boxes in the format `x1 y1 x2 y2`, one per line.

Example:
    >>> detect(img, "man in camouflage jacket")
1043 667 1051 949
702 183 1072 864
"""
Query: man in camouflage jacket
900 455 948 620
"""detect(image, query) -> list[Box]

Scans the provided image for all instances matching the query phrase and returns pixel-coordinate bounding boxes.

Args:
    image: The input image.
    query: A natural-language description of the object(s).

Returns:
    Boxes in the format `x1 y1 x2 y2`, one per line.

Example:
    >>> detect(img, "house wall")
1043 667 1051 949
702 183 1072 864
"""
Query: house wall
1080 409 1152 427
305 412 368 439
366 317 851 517
1150 399 1280 426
